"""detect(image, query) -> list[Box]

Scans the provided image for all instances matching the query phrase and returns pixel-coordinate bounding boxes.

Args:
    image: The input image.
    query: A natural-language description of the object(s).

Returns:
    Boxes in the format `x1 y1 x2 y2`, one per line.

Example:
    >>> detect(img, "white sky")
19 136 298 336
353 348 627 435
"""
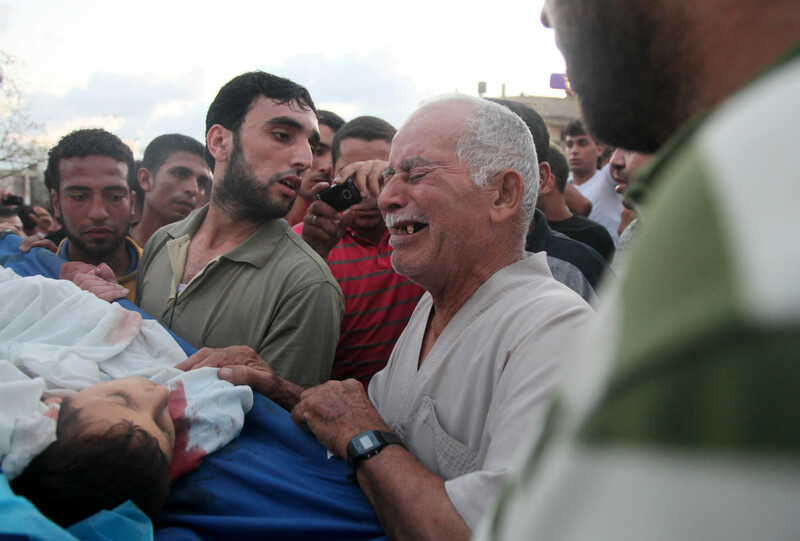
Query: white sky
0 0 566 157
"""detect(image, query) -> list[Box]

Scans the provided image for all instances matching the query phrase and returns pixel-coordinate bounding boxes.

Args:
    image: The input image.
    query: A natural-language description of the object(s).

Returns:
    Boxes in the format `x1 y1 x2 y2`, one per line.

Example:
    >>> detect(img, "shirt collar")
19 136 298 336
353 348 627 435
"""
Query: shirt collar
167 205 289 269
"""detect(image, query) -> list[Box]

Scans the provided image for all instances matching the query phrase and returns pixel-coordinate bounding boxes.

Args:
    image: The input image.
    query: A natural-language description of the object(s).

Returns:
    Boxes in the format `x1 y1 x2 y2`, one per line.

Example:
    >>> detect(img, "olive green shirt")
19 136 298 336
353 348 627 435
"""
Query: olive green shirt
136 206 343 387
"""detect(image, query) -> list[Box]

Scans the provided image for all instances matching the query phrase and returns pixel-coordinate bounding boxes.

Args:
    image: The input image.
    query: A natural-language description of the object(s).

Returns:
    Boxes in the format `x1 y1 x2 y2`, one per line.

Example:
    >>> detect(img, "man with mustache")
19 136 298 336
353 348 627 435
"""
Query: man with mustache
44 128 141 303
130 134 211 247
136 71 343 388
185 95 593 540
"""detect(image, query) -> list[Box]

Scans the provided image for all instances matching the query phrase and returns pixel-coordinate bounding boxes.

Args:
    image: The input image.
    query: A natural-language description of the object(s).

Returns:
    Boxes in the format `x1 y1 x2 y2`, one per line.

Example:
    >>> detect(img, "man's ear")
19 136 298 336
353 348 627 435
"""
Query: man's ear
537 162 553 196
207 124 232 166
138 167 154 192
129 190 137 218
50 188 61 220
488 168 525 225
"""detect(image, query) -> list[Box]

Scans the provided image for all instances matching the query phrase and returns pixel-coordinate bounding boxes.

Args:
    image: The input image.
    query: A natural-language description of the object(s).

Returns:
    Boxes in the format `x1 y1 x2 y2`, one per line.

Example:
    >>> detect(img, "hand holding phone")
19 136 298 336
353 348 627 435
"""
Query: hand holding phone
315 178 362 212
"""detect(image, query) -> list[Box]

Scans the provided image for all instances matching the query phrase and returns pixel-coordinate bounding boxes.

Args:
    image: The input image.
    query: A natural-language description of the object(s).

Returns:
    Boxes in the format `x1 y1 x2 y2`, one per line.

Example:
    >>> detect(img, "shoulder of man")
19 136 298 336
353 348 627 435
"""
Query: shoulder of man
270 225 344 296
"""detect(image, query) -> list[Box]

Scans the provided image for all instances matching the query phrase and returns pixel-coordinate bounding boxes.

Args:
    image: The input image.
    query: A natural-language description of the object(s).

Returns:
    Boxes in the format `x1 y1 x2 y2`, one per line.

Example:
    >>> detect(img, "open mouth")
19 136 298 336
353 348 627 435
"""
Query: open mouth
278 175 301 192
392 222 428 235
385 212 429 236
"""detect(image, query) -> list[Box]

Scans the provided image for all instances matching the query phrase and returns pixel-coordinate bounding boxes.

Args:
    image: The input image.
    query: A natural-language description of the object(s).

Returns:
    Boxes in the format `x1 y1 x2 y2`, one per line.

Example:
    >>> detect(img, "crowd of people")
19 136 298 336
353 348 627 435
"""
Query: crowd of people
1 0 798 538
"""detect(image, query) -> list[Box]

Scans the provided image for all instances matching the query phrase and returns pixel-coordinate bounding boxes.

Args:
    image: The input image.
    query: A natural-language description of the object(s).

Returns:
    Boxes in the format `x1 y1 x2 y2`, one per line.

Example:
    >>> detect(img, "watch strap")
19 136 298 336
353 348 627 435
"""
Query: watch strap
346 430 404 468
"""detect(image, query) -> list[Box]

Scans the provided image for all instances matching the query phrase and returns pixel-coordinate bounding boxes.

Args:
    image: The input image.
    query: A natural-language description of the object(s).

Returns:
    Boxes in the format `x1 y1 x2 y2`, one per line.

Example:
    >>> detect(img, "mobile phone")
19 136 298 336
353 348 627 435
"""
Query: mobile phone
316 178 362 211
1 194 24 206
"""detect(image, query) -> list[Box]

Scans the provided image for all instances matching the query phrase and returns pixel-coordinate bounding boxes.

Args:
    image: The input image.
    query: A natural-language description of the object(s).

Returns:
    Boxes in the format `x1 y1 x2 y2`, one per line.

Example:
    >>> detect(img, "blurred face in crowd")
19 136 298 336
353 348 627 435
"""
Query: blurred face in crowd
541 0 692 151
52 155 133 263
0 214 24 236
139 151 211 222
299 123 336 200
335 137 392 234
565 134 602 177
609 148 654 193
212 96 319 221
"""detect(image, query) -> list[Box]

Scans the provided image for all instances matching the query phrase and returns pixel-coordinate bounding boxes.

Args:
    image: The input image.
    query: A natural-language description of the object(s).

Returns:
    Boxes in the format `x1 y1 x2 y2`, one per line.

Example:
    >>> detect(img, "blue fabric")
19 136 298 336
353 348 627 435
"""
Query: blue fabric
67 502 154 541
0 231 65 278
155 393 387 541
0 473 153 541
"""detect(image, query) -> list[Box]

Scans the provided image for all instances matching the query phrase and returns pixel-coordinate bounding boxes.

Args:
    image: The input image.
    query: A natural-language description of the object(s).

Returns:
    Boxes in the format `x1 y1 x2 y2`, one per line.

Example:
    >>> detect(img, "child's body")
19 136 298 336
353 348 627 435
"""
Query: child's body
0 269 253 526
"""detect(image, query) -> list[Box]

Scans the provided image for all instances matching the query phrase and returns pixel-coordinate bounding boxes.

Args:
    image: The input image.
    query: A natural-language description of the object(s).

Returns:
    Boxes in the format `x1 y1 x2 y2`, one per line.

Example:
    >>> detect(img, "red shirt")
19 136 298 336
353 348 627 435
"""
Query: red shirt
294 224 424 386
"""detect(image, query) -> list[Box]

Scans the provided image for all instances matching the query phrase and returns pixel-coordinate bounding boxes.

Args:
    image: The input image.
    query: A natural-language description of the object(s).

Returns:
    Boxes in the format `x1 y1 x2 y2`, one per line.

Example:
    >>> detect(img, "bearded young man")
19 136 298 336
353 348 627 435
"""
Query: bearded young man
44 129 141 302
135 71 343 388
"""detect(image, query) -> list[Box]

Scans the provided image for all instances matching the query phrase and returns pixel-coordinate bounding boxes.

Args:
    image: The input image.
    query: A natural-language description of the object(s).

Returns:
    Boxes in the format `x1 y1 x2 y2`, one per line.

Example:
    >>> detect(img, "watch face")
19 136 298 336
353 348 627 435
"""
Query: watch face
353 431 381 453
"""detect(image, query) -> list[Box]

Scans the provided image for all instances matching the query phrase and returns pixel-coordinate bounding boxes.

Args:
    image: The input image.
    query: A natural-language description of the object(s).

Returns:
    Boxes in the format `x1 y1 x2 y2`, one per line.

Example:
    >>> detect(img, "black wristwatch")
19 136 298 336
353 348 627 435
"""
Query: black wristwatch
346 430 404 468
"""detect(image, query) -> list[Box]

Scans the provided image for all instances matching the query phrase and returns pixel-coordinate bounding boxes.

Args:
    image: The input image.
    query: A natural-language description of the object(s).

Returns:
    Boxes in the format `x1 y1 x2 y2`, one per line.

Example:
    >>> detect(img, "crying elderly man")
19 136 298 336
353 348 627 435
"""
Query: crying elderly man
183 95 593 540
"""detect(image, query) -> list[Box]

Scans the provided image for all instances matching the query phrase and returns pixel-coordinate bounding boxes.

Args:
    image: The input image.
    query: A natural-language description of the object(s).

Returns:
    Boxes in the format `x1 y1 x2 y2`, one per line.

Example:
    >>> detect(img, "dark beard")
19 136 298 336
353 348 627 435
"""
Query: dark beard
555 1 694 152
212 134 296 222
68 230 126 265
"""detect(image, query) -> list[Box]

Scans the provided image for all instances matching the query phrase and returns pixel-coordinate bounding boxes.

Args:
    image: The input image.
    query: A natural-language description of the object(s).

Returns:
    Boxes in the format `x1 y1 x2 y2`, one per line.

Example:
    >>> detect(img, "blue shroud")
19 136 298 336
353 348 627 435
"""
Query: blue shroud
155 394 386 541
0 232 386 540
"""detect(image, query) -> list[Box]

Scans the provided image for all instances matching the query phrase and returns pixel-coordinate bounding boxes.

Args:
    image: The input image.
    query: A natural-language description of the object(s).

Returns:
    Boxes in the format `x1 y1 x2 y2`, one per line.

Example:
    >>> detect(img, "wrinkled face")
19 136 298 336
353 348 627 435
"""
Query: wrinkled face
609 148 654 192
565 134 602 177
542 0 690 151
52 156 133 263
379 102 491 285
298 124 336 200
335 137 392 234
213 96 319 221
143 151 211 222
68 377 175 460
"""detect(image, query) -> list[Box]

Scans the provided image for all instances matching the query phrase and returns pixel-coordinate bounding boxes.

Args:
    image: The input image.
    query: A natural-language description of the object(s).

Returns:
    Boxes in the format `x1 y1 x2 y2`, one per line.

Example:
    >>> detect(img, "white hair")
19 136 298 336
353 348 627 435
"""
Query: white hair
422 94 539 235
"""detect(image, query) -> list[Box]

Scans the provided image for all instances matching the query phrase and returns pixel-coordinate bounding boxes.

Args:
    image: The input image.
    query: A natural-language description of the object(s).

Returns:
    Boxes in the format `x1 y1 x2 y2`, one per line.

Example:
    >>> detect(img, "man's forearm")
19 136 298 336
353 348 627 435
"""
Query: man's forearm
355 445 471 541
262 374 305 411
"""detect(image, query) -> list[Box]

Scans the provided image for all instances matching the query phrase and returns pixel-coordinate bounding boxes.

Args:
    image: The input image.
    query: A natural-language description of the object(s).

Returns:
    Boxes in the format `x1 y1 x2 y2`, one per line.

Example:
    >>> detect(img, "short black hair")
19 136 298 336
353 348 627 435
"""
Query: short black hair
565 118 603 145
331 116 396 168
44 129 134 192
548 143 570 193
205 71 317 169
142 134 205 176
488 99 550 164
10 397 171 527
0 207 19 219
318 110 346 132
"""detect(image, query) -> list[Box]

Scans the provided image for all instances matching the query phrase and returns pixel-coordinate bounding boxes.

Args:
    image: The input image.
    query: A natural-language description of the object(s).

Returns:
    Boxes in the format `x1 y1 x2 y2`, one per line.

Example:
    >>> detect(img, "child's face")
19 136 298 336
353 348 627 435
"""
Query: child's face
69 377 175 459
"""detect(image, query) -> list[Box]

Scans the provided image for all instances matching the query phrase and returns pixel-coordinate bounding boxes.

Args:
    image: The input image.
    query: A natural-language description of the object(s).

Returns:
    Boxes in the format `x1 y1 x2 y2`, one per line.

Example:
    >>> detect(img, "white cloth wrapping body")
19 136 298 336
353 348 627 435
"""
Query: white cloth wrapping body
0 266 253 480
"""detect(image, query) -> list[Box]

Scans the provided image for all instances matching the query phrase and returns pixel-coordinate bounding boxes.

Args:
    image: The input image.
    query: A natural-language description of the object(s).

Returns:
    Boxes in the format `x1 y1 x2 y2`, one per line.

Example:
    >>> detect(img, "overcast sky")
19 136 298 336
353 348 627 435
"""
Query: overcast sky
1 0 566 157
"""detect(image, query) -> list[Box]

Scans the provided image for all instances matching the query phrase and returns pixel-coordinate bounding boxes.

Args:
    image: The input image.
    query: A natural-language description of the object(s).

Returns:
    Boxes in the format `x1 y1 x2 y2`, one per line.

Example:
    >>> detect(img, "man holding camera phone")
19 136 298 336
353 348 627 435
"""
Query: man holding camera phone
294 116 424 387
